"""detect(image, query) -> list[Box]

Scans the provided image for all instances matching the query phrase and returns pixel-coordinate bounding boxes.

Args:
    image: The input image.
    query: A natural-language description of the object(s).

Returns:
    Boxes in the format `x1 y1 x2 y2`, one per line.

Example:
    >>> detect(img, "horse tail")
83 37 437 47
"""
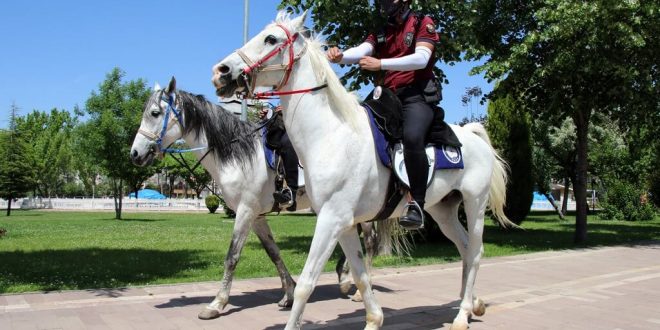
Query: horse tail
376 218 414 257
463 123 517 228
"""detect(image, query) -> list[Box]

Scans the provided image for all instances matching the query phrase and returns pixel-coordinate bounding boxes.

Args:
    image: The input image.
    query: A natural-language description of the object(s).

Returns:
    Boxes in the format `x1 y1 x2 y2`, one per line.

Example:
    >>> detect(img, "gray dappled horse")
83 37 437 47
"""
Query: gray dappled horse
130 77 375 319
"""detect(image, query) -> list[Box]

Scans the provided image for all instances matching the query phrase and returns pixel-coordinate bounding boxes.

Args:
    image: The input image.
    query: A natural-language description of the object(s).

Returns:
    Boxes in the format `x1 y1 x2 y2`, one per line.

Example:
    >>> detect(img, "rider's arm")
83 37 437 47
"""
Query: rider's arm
339 42 375 65
380 44 432 71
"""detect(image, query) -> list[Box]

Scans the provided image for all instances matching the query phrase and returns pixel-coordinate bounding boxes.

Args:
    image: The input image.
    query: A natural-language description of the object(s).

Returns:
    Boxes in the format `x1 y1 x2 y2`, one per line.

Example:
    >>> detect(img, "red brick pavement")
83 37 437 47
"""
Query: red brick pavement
2 242 659 329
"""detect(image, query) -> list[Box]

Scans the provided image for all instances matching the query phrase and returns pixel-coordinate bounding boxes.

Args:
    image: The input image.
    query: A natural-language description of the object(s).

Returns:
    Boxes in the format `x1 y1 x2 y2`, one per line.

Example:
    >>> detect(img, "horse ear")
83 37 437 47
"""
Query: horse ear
291 10 307 30
166 76 177 93
154 82 161 91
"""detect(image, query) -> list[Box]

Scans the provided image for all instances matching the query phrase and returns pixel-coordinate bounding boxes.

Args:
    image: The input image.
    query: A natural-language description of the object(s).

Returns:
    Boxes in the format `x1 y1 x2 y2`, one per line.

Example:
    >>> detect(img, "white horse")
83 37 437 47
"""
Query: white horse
129 78 374 320
211 11 513 330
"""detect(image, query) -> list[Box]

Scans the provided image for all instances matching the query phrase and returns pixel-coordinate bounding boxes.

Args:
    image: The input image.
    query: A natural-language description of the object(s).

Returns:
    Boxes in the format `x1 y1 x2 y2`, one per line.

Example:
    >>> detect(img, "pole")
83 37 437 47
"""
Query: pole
241 0 249 121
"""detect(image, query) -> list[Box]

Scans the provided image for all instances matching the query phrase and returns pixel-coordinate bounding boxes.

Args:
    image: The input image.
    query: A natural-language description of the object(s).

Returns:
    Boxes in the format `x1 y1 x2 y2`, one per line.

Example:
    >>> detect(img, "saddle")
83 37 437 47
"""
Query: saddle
363 86 463 187
362 86 463 221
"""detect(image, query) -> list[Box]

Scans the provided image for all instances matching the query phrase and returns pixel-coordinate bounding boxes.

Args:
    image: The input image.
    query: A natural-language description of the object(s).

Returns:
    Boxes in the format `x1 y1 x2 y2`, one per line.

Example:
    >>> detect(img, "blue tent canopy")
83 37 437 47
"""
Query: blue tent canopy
128 189 167 199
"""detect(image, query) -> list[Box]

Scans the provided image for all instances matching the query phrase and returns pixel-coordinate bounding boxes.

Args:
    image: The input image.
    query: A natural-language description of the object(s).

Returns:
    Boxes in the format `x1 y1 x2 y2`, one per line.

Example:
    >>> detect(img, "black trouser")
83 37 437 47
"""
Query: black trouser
397 89 435 207
278 132 299 191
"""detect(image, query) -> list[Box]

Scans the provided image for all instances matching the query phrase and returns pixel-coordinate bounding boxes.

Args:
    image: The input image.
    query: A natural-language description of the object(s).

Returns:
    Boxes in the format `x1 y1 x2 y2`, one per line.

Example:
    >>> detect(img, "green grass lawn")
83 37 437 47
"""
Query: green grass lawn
1 210 658 294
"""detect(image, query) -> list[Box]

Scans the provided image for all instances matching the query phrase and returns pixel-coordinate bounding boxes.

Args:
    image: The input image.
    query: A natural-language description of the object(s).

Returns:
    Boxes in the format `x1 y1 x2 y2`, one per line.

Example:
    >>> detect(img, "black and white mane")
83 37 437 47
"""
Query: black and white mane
158 90 259 166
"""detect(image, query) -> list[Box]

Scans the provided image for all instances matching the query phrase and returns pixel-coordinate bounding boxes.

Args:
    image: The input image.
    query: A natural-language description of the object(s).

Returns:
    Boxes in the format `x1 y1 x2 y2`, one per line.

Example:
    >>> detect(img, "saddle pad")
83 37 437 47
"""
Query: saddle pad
363 105 464 170
261 127 277 170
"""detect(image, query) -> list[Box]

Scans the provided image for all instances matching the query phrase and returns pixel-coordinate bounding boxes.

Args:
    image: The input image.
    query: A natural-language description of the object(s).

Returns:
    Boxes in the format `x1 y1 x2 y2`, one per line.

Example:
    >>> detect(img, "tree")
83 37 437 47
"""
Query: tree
486 95 534 224
15 108 76 197
0 103 34 216
84 68 157 219
70 120 102 197
463 0 659 243
461 86 483 121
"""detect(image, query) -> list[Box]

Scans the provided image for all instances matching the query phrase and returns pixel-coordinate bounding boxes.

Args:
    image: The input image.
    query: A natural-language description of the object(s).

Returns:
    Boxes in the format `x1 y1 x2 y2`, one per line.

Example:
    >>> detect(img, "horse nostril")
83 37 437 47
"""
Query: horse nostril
218 64 230 75
131 149 138 160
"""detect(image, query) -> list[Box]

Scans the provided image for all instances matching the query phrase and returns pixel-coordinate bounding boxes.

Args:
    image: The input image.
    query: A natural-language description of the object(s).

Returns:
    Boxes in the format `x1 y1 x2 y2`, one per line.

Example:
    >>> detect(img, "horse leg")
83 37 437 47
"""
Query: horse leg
336 253 352 296
252 215 297 308
427 199 470 295
338 226 383 329
284 209 348 330
449 196 487 330
351 222 376 303
198 210 254 320
429 201 485 318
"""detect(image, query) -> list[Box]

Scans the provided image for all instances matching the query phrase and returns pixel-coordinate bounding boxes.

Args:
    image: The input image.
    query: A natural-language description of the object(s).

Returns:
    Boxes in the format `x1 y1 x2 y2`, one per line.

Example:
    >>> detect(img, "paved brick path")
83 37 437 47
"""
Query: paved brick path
2 242 659 329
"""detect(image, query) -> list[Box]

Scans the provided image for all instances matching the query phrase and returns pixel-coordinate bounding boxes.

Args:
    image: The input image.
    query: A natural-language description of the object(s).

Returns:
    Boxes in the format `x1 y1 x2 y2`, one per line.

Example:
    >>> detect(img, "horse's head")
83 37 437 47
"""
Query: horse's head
212 11 308 98
130 77 184 166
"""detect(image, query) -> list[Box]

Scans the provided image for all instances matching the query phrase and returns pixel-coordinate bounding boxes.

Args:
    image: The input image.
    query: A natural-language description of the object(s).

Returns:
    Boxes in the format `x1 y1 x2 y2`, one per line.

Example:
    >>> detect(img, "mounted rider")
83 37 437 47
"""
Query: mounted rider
261 105 300 211
328 0 456 230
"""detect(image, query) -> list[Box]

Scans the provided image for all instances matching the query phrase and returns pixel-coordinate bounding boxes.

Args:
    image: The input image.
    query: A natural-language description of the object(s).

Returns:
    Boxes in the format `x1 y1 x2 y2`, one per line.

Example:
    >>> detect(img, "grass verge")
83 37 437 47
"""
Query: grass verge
1 210 658 293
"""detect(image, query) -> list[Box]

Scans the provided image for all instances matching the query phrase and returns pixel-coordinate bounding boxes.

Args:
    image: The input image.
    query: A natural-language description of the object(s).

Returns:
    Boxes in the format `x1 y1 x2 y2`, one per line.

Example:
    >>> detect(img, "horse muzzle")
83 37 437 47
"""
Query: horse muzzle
130 148 156 167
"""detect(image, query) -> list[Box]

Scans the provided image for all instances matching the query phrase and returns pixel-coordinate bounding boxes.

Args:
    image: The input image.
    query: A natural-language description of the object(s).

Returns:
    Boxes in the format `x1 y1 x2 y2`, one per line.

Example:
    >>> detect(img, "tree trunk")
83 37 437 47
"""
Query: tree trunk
573 108 591 244
543 192 564 220
6 197 11 216
112 179 123 220
562 177 570 214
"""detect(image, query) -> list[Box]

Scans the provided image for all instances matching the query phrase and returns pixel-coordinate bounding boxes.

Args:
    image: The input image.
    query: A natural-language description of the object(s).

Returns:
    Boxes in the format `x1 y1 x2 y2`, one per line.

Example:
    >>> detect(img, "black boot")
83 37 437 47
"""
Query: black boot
399 201 424 230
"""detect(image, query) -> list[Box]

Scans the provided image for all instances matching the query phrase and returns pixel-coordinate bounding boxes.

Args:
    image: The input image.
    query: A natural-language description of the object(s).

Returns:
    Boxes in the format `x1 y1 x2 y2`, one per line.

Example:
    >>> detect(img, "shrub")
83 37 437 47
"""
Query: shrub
649 169 660 208
600 179 656 221
205 195 220 214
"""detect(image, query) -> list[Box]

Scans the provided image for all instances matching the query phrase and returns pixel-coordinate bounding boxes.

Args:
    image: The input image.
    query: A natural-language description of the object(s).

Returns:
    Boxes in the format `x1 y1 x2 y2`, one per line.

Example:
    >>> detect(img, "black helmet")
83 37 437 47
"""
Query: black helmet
378 0 410 21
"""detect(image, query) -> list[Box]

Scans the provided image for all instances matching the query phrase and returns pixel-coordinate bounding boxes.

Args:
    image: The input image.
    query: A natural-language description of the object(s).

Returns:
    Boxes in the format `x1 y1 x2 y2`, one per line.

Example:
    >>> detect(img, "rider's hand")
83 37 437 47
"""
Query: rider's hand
359 56 381 71
275 105 283 113
327 47 344 63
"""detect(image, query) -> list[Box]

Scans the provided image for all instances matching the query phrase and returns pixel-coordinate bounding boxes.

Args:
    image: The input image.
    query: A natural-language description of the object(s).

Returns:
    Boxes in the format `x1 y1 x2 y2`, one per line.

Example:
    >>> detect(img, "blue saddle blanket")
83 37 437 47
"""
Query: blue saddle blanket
363 104 464 169
261 128 277 169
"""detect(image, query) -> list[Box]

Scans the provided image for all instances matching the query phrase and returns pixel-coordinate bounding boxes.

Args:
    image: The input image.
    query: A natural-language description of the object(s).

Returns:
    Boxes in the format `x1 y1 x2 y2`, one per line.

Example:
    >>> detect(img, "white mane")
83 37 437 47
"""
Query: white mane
274 12 361 129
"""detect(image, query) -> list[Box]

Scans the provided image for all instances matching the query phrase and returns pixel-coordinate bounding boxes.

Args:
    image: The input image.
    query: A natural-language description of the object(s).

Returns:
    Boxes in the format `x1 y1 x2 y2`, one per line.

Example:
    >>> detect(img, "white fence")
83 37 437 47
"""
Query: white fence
2 197 210 212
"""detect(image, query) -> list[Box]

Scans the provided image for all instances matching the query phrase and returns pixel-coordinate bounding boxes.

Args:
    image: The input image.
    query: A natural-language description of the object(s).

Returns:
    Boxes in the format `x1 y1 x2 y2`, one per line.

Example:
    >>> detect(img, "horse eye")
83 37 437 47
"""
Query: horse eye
151 110 160 117
264 35 277 45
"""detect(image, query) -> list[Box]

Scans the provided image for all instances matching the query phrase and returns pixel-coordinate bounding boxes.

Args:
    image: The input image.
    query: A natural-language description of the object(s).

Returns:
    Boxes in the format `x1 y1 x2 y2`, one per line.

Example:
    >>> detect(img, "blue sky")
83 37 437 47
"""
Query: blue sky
0 0 491 128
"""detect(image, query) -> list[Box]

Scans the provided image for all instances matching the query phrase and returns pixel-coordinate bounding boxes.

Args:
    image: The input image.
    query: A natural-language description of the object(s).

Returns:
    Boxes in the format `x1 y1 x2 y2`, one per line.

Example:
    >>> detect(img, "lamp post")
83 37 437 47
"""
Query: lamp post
241 0 249 121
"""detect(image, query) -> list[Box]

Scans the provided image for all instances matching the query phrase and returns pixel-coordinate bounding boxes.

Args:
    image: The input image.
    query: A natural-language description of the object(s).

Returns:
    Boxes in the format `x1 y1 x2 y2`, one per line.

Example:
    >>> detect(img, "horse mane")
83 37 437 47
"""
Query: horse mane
167 90 259 167
274 12 361 129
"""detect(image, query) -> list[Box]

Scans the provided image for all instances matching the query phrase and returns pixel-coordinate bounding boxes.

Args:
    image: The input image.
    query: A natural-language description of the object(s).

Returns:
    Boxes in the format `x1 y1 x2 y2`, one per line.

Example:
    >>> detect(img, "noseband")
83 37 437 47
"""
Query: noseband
138 92 185 154
236 24 315 99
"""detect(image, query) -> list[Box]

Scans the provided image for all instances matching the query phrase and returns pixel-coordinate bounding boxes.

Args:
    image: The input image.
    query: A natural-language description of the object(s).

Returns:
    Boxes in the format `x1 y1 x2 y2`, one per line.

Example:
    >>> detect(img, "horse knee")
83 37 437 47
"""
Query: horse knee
293 283 313 301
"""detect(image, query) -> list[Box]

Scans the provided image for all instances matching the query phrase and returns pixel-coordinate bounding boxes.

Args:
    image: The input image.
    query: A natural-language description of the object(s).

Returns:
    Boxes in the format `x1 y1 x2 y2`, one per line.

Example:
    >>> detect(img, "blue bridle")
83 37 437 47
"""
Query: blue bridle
138 91 207 154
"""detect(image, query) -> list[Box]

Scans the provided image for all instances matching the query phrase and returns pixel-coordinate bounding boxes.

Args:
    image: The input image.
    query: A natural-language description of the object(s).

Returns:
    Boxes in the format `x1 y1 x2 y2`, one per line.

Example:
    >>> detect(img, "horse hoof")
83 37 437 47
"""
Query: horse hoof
278 297 294 308
449 321 468 330
198 308 221 320
339 281 352 295
351 290 363 302
473 298 486 316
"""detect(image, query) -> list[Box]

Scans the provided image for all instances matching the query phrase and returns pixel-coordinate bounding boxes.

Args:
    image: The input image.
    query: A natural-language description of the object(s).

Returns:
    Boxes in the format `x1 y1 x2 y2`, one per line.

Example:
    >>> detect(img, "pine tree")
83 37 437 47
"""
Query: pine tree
487 95 534 225
0 103 34 216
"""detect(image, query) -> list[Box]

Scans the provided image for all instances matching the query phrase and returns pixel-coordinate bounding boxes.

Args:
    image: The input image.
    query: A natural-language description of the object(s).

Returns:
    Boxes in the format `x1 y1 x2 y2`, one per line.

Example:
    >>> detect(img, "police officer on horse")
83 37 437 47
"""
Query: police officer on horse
328 0 447 229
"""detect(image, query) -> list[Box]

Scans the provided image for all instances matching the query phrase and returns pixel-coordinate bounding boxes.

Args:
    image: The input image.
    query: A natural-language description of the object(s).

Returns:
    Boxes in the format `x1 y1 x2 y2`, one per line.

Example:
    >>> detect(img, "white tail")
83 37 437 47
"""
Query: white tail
463 123 516 228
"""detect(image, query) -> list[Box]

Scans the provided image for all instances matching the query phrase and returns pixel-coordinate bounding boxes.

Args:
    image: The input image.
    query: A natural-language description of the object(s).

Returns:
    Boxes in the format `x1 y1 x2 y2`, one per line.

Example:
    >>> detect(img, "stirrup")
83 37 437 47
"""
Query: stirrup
399 201 424 230
274 187 294 208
